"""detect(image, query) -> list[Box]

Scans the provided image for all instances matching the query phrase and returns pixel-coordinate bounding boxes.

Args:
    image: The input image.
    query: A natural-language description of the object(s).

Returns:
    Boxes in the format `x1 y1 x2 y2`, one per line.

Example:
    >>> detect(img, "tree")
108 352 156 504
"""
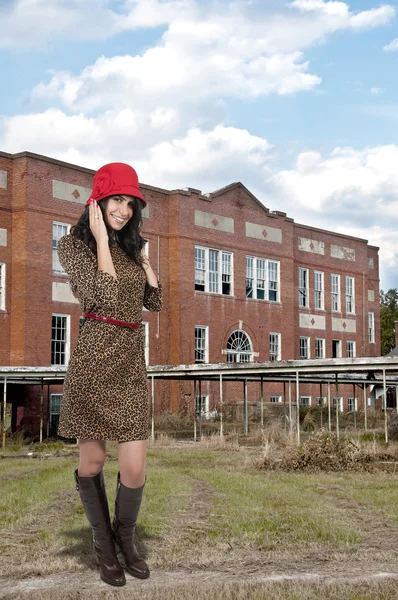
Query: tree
380 289 398 355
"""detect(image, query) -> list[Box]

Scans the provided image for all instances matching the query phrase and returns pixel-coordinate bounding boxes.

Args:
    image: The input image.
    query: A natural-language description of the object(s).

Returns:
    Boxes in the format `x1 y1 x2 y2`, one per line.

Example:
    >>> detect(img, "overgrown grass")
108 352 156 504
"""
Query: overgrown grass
2 442 398 598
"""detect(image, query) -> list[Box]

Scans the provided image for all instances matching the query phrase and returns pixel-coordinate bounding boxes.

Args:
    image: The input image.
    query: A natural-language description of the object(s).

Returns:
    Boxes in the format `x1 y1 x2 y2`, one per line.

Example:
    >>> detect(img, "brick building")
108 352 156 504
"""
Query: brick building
0 151 380 436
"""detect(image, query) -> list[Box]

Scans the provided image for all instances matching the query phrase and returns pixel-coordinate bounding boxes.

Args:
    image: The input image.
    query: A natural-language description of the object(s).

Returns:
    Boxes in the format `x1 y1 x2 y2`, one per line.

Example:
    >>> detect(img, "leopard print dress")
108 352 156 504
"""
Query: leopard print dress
56 234 163 442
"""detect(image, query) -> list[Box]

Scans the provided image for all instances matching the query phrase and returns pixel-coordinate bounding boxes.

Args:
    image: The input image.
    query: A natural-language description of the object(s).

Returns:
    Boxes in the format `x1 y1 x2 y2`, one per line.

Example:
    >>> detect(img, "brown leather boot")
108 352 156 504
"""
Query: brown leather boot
74 470 126 587
113 473 150 579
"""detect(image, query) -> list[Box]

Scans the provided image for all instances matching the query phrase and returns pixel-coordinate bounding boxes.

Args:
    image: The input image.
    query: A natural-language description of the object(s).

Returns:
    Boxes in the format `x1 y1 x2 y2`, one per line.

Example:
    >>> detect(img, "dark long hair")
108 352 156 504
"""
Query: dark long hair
71 197 145 266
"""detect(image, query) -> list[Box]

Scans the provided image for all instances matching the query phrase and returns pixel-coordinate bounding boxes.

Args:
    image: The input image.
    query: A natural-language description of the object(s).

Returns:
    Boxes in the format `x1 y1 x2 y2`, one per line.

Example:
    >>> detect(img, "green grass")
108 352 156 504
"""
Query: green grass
1 444 398 598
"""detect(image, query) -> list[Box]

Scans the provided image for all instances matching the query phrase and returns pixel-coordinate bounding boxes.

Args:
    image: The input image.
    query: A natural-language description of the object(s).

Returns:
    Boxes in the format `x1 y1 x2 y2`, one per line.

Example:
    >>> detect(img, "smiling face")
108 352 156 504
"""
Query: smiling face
104 195 134 230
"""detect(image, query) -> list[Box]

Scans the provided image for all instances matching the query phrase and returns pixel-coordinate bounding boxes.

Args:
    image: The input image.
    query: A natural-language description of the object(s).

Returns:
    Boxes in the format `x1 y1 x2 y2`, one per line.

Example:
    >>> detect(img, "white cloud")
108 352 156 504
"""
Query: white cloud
290 0 395 28
384 38 398 52
370 87 383 95
0 108 272 190
270 144 398 287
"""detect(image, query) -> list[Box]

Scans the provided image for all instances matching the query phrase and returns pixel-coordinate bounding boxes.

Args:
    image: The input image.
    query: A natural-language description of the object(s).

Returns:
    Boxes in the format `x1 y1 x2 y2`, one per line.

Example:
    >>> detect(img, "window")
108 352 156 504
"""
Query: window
314 271 324 310
346 340 356 358
348 397 357 412
142 321 149 365
269 333 281 361
331 274 341 312
316 397 326 406
195 394 209 418
50 394 62 432
195 326 208 363
298 267 309 308
315 338 325 359
53 222 70 273
368 257 374 269
0 263 5 311
270 395 282 403
51 314 70 366
346 276 355 314
368 312 375 344
300 337 310 360
246 256 280 302
226 330 253 363
195 246 233 296
332 340 342 359
333 397 343 412
300 396 311 407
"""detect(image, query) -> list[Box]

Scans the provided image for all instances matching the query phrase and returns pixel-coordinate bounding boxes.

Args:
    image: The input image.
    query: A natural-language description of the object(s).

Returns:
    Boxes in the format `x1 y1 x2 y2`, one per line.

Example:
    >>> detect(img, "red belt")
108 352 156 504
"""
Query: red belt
83 313 141 329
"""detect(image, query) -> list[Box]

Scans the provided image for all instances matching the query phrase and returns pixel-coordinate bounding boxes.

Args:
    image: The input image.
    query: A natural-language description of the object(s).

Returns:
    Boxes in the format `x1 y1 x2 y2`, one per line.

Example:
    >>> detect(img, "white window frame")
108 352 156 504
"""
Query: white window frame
142 321 149 366
298 267 309 308
53 222 71 274
226 330 253 363
331 274 341 312
347 397 357 412
300 337 310 360
332 339 342 359
300 396 311 407
195 394 209 418
368 312 375 344
316 396 327 406
50 393 63 430
0 263 5 311
345 276 355 314
314 270 324 310
195 325 209 364
270 395 282 403
315 338 325 359
333 396 343 412
269 332 281 362
246 256 280 302
346 340 356 358
51 313 70 366
195 246 233 296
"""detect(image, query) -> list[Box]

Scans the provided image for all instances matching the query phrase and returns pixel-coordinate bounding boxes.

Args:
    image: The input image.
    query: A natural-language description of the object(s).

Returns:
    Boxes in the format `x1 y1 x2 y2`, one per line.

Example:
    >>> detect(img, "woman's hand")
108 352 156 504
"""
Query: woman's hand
89 201 108 244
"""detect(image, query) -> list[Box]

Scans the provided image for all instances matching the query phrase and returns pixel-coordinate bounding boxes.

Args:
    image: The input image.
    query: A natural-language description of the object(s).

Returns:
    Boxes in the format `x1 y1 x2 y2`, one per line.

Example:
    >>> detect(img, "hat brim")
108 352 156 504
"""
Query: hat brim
87 186 147 207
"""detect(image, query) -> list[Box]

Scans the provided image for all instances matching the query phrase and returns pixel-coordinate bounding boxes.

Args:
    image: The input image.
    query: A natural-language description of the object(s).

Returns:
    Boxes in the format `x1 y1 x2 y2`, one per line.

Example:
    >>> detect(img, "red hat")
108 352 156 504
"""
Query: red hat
86 162 146 207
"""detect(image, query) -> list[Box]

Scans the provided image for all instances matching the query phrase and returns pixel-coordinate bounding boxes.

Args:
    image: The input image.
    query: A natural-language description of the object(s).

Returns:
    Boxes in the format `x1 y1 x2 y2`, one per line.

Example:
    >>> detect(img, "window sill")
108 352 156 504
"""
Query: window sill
247 298 281 305
52 271 69 278
195 291 235 299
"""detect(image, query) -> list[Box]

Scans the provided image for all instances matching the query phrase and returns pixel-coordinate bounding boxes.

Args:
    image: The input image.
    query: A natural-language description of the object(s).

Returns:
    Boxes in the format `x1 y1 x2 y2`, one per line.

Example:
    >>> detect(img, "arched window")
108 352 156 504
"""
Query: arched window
226 330 253 363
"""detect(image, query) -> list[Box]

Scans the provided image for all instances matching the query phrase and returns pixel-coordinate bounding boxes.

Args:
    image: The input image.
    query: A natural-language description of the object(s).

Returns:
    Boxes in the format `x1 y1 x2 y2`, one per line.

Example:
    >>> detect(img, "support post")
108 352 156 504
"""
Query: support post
260 377 264 429
151 376 155 442
47 384 50 439
283 381 286 431
199 379 203 438
296 371 300 446
364 383 367 431
396 385 398 414
335 374 340 440
219 374 223 438
2 377 7 449
39 379 44 443
383 368 388 444
244 379 248 435
320 382 323 429
327 381 331 433
353 383 357 429
288 380 292 433
193 380 197 442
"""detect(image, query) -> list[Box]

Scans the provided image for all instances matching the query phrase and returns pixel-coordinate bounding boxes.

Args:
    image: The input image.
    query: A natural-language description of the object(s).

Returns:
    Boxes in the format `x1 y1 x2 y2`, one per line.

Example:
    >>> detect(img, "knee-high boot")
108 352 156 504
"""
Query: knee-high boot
74 469 126 587
113 473 150 579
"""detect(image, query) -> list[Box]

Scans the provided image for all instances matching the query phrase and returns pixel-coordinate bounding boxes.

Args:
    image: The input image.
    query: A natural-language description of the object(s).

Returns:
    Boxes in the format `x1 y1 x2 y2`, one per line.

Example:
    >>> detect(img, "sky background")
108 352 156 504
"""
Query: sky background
1 0 398 289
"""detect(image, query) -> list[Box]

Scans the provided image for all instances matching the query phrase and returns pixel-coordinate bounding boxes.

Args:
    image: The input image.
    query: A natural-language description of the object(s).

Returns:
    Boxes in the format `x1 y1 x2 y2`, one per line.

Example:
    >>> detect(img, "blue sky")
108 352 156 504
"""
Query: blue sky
1 0 398 288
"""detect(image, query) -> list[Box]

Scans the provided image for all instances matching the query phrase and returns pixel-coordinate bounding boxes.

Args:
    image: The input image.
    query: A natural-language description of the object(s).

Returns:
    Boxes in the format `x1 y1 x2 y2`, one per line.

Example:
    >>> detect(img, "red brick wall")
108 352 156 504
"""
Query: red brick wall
0 152 382 433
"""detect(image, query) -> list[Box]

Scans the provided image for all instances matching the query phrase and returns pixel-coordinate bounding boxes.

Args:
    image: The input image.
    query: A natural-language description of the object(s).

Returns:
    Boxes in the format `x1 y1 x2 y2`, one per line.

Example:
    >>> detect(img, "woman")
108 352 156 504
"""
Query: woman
57 162 162 587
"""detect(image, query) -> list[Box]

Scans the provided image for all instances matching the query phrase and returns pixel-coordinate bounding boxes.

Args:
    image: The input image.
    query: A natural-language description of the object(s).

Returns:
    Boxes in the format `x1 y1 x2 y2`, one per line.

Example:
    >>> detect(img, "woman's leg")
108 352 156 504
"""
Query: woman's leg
75 439 125 587
113 440 150 579
78 439 106 476
118 440 147 488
